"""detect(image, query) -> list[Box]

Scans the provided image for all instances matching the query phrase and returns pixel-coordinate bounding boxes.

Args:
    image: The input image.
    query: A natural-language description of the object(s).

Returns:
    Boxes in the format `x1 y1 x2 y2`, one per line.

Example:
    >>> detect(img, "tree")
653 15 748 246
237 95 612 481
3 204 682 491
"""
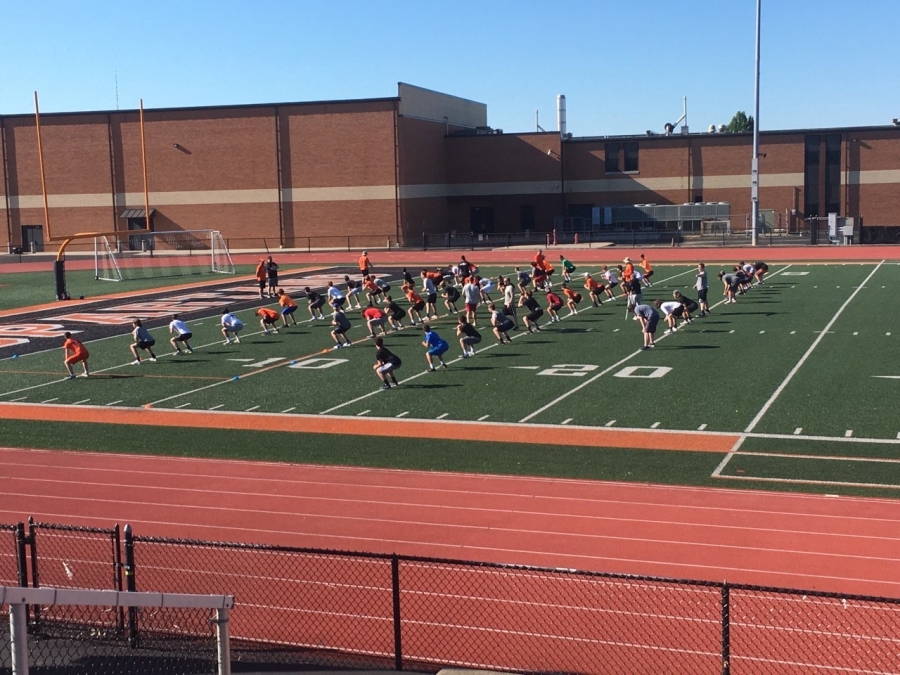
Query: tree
726 111 754 133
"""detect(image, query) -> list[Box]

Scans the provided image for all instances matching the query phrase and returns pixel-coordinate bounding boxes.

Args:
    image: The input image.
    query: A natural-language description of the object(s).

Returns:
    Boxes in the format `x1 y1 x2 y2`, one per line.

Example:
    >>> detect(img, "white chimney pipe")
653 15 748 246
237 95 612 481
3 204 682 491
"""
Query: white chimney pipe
557 95 566 138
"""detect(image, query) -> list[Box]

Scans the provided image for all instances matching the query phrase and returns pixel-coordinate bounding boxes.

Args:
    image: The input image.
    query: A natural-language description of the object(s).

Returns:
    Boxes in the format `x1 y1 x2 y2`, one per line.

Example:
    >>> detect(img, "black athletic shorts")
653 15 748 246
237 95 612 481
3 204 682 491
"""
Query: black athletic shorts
697 288 708 302
526 308 544 322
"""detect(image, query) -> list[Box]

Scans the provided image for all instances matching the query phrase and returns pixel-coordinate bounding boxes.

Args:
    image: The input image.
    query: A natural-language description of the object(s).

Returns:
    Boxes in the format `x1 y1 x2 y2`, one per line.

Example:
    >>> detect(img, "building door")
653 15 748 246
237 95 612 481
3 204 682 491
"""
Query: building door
21 225 43 253
128 217 154 251
470 207 494 234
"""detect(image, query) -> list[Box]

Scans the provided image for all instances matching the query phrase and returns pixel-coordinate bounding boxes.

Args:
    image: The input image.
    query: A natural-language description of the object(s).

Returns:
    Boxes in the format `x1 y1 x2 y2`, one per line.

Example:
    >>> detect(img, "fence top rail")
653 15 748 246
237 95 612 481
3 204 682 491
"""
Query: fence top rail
0 586 234 609
31 520 118 536
0 523 16 531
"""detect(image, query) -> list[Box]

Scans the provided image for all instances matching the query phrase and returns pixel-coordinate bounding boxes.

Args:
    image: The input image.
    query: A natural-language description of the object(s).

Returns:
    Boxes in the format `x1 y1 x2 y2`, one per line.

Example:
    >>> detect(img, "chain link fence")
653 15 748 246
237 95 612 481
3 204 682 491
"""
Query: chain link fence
4 520 900 674
0 525 18 588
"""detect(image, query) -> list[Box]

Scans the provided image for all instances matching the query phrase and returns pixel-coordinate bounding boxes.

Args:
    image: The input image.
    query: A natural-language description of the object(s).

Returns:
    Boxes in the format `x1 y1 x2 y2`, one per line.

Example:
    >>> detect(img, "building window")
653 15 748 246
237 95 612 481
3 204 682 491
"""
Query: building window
624 141 639 172
605 143 620 172
520 204 535 232
803 135 820 218
824 133 841 215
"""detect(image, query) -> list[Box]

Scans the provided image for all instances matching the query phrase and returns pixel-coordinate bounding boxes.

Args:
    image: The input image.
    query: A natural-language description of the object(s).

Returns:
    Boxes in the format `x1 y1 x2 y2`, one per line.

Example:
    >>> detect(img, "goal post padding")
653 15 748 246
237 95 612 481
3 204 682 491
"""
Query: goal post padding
94 229 235 281
1 586 234 675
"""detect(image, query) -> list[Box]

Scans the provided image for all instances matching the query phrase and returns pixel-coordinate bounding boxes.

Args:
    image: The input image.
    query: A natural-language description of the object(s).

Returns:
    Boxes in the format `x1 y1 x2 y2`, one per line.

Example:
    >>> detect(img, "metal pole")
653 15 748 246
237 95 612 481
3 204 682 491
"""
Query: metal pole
750 0 761 247
10 603 29 675
216 608 231 675
139 100 151 233
391 555 403 671
33 92 52 242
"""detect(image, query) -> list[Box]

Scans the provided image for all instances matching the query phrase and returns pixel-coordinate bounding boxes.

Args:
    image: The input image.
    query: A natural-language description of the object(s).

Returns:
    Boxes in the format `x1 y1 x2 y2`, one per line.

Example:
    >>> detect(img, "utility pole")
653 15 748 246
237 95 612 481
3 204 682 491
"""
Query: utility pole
751 0 761 246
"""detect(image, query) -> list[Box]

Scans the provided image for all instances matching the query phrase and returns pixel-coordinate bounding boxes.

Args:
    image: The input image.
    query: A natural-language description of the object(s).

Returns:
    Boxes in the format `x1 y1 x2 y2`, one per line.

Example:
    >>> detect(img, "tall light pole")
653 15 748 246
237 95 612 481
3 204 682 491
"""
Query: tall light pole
750 0 761 246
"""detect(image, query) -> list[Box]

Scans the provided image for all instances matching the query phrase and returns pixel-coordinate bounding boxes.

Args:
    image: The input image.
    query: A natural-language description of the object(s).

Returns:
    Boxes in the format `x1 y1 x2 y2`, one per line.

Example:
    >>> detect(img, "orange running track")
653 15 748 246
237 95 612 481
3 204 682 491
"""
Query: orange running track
1 446 899 599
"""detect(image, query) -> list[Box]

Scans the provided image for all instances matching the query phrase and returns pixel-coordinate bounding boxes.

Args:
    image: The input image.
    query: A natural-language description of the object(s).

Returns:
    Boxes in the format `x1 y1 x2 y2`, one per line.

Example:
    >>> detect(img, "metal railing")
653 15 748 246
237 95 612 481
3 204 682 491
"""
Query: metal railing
5 519 900 674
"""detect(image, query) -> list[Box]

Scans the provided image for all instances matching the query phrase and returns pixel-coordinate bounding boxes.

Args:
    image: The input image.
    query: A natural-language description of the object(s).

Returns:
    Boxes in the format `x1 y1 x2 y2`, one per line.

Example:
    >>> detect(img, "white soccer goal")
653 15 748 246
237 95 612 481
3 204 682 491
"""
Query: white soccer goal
1 585 234 675
94 229 235 281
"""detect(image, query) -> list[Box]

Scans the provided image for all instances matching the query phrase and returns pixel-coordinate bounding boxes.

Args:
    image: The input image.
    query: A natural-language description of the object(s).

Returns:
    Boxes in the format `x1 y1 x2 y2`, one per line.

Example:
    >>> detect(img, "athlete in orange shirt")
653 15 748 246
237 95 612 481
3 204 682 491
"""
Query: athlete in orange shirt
254 259 267 299
622 257 635 283
639 254 654 287
256 307 280 334
560 284 581 315
403 284 426 325
583 273 605 307
277 289 298 326
358 250 372 277
63 332 90 378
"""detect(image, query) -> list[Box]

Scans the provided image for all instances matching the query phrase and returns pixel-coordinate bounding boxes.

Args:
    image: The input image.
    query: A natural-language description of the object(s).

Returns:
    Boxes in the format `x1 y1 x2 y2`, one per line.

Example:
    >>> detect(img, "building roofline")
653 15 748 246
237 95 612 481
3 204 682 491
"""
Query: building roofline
0 95 400 120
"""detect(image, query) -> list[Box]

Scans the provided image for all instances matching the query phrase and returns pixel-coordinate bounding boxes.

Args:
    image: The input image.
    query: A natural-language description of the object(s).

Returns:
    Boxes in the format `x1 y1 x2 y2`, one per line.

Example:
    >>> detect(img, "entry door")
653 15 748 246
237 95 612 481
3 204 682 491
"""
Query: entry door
470 207 495 234
128 218 153 251
21 225 43 253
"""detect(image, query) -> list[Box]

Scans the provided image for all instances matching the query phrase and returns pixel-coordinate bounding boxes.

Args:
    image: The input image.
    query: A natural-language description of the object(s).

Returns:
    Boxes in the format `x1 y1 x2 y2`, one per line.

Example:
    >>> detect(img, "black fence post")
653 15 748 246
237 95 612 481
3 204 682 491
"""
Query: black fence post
721 583 731 675
423 232 427 251
124 524 138 648
27 518 41 630
14 522 27 588
113 524 125 636
391 555 403 671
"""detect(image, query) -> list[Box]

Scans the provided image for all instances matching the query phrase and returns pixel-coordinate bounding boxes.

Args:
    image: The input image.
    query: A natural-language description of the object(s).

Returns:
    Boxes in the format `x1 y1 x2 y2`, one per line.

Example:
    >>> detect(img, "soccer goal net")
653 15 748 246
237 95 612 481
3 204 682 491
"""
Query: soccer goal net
94 229 235 281
1 585 234 675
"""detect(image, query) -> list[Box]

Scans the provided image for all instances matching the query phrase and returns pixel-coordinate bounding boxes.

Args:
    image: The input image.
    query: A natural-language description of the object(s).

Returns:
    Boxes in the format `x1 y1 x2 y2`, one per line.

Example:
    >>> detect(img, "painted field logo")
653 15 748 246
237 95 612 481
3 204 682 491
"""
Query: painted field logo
613 366 672 379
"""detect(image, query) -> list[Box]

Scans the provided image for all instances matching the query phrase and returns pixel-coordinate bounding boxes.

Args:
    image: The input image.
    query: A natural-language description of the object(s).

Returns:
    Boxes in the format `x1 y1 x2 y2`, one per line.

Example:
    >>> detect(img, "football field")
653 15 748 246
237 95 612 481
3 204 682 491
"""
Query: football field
1 260 899 497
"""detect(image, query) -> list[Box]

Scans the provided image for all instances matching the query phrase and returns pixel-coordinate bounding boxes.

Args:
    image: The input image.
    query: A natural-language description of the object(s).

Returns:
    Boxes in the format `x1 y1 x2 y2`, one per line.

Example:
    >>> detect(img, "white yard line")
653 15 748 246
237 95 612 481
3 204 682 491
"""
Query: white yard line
742 261 883 434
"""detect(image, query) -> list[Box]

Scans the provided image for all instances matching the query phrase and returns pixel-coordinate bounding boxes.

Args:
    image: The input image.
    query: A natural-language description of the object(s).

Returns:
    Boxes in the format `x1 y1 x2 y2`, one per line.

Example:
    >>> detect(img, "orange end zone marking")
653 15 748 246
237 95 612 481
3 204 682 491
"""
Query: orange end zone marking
0 402 739 453
0 265 333 319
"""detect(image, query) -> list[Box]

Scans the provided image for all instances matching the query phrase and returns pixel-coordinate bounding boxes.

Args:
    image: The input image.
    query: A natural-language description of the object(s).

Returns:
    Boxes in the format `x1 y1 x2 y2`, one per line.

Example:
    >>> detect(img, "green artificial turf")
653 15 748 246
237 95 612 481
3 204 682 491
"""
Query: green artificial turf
2 261 899 498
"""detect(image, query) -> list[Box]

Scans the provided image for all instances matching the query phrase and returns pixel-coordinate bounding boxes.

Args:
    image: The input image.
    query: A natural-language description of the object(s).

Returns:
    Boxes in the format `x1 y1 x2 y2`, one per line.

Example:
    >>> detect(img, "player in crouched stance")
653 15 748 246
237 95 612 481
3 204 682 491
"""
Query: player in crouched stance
331 308 353 349
488 303 514 344
256 307 280 335
422 324 449 371
168 314 194 353
518 290 544 333
221 309 244 344
63 332 90 378
373 337 401 390
655 299 686 334
130 319 158 363
456 315 482 357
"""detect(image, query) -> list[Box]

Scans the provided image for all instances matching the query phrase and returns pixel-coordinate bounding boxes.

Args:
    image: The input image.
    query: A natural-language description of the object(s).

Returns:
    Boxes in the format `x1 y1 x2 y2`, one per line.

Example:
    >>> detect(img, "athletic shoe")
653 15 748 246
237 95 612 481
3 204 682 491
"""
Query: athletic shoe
80 372 90 378
641 346 649 351
367 333 376 339
223 339 231 345
380 383 391 390
461 352 470 358
469 348 476 355
67 374 77 380
234 337 241 343
187 349 193 353
332 344 343 350
273 329 279 333
427 367 436 372
664 329 672 335
263 330 270 335
671 327 678 332
149 357 157 362
131 359 141 365
441 361 448 368
174 350 183 355
649 343 656 348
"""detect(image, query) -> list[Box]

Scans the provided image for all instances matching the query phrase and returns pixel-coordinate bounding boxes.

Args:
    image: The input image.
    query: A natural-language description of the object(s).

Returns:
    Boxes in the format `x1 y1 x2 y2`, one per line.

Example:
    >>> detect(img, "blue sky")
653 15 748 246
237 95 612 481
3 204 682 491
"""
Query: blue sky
2 1 897 136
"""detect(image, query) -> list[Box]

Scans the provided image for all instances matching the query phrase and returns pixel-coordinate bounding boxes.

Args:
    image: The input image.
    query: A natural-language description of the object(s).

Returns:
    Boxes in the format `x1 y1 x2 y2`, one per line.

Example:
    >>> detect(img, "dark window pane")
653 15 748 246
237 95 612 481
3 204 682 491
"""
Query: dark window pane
605 142 620 172
520 204 535 231
804 135 821 217
624 142 639 172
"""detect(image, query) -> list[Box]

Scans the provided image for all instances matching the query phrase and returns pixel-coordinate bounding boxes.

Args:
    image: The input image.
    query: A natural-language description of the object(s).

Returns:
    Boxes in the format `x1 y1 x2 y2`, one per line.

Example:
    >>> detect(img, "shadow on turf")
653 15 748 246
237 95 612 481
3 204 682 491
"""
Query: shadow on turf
667 344 720 350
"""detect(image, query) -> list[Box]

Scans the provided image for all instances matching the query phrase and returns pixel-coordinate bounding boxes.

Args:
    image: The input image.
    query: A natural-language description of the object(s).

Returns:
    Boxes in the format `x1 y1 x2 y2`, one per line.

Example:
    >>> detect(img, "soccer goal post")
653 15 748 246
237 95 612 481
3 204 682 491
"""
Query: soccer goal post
1 586 234 675
94 229 235 281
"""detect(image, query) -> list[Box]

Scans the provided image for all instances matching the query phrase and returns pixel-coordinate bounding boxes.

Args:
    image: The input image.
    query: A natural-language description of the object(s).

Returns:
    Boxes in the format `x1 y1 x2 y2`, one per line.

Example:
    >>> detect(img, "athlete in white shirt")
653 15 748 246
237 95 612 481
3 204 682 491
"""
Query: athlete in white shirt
168 314 194 354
